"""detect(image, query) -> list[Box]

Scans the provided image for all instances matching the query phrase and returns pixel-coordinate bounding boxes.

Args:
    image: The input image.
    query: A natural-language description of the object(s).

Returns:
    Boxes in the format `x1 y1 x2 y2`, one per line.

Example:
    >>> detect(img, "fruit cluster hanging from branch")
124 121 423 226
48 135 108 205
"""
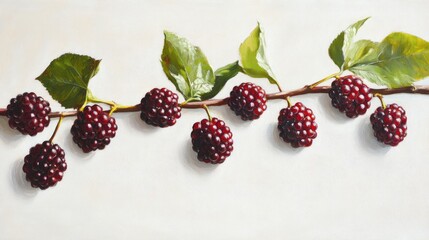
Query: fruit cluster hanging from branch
1 17 429 190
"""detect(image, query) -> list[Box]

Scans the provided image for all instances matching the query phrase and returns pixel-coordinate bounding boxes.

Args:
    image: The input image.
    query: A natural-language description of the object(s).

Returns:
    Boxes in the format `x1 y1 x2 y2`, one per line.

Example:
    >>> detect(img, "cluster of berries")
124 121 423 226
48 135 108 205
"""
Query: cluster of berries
328 75 407 145
6 93 119 190
117 76 406 153
5 75 407 190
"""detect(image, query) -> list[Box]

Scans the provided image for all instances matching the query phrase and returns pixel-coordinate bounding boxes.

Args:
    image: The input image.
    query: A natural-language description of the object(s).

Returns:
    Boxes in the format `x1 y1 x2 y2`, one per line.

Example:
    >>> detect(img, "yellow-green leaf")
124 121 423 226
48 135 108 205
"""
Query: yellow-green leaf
201 61 241 100
328 17 370 70
344 39 378 69
349 32 429 88
239 23 277 85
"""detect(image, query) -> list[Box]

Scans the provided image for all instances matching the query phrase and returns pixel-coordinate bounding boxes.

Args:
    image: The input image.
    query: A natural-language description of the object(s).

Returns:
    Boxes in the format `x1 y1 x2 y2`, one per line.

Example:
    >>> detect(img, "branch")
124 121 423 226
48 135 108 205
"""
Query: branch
0 85 428 118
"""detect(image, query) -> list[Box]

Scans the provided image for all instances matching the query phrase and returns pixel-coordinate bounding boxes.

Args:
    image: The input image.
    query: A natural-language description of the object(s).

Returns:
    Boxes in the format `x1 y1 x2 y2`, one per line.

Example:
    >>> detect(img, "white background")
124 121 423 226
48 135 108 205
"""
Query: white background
1 0 429 239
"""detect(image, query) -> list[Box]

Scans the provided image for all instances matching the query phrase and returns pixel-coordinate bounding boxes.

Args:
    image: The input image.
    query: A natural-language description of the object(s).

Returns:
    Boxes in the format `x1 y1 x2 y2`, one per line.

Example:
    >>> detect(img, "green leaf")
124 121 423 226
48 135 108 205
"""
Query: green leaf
344 39 378 68
201 61 241 100
349 32 429 88
328 17 370 70
329 32 345 69
239 23 277 85
161 31 215 101
36 53 101 109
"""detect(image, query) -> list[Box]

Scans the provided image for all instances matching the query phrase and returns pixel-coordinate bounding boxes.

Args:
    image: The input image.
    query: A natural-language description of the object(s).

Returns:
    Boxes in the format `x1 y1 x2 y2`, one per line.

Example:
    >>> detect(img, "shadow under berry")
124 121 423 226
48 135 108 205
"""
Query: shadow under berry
9 159 38 199
268 122 304 154
318 94 354 124
215 105 253 129
0 117 24 144
126 111 160 134
358 116 391 155
182 140 217 173
66 133 96 161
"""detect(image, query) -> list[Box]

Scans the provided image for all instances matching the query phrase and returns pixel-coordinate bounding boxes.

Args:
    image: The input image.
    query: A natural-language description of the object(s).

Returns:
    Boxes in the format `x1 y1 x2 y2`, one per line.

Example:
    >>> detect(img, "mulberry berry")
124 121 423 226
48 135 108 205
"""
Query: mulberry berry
140 88 181 127
228 82 267 120
6 92 51 136
370 103 407 146
278 102 318 148
191 118 233 164
23 141 67 190
329 75 372 118
71 104 117 153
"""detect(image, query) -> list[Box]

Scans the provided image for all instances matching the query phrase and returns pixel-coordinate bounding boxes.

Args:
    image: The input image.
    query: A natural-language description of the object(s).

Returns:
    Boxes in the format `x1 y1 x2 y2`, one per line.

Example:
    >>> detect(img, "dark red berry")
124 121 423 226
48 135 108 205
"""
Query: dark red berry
191 118 233 164
6 92 51 136
70 104 118 153
140 88 181 127
278 102 318 148
228 82 267 120
23 141 67 190
370 104 407 146
329 75 372 118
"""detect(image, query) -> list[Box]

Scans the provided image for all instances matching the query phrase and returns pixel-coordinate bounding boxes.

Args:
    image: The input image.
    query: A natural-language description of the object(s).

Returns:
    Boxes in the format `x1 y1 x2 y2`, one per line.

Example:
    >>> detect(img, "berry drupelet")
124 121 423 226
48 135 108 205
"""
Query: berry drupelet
278 102 318 148
191 118 233 164
140 88 182 127
228 82 267 120
71 104 118 153
329 75 372 118
370 103 407 146
6 92 51 136
23 141 67 190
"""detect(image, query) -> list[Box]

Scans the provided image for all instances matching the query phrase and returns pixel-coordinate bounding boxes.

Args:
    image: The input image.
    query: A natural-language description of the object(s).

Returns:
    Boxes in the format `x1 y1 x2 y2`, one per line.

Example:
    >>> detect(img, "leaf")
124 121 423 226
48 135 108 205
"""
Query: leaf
36 53 101 109
161 31 215 101
239 23 277 85
349 32 429 88
201 61 241 100
328 17 370 70
329 32 345 69
344 39 378 68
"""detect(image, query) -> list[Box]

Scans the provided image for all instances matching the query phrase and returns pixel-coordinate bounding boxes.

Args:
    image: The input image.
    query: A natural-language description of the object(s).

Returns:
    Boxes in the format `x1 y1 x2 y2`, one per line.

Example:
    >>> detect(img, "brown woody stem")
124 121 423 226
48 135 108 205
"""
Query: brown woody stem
0 85 428 118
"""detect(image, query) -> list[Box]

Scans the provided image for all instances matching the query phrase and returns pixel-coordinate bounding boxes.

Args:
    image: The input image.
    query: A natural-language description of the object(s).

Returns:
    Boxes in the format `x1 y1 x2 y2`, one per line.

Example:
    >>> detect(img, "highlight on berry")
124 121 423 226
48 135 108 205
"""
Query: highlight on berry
1 17 429 190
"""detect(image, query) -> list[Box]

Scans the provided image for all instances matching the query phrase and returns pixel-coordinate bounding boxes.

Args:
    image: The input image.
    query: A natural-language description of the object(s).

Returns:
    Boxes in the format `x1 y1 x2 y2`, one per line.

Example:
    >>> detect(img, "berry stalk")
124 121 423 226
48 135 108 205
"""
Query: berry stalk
374 93 387 109
49 114 64 143
0 85 428 118
307 72 341 89
202 105 212 121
